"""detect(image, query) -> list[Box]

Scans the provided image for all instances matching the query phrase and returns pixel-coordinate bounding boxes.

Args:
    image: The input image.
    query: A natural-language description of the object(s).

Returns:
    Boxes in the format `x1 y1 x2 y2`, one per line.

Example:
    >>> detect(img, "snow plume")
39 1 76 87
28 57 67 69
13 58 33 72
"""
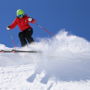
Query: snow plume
0 30 90 90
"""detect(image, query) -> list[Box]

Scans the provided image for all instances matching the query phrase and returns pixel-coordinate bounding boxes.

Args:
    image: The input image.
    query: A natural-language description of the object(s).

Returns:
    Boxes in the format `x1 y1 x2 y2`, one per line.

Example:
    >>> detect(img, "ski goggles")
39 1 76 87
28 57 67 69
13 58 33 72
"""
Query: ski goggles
17 14 24 18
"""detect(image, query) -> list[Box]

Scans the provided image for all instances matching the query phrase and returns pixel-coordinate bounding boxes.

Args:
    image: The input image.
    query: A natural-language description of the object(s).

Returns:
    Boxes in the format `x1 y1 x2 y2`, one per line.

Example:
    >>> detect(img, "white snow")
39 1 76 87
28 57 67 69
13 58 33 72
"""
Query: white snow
0 30 90 90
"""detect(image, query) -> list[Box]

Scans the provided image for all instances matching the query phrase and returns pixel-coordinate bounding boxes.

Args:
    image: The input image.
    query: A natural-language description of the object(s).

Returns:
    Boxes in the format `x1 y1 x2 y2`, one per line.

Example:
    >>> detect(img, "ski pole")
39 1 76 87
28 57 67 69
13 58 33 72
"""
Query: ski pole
6 30 16 47
10 35 17 47
36 23 53 36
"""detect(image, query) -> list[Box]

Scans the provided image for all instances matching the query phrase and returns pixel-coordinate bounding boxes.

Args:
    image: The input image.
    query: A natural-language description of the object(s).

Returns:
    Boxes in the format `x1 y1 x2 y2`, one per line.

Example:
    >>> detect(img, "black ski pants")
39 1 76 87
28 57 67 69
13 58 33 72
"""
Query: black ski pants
19 28 34 47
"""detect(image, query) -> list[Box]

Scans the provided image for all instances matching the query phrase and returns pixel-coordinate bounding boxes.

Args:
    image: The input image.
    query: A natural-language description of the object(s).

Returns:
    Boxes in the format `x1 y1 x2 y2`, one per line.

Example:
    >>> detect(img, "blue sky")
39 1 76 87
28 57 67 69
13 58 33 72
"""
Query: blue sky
0 0 89 47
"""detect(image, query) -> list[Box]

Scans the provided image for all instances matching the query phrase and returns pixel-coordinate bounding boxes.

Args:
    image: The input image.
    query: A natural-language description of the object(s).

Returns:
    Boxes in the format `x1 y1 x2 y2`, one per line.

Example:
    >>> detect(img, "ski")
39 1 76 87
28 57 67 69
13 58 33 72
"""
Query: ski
0 50 40 53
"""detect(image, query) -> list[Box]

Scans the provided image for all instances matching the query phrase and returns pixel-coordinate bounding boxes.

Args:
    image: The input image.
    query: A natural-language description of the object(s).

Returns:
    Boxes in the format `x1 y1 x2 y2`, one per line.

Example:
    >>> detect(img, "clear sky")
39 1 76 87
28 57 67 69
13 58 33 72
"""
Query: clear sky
0 0 89 47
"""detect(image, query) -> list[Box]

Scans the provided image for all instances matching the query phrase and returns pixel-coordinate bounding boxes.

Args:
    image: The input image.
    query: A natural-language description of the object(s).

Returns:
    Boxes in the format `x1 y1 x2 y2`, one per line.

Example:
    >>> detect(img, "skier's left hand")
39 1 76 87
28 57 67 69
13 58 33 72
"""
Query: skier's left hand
28 18 37 23
6 26 10 30
28 18 33 22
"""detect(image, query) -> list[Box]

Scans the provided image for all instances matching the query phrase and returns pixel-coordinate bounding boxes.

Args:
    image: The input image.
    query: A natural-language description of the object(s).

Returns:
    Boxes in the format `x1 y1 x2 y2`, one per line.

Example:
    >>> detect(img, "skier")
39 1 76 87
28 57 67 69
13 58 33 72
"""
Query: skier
6 9 36 47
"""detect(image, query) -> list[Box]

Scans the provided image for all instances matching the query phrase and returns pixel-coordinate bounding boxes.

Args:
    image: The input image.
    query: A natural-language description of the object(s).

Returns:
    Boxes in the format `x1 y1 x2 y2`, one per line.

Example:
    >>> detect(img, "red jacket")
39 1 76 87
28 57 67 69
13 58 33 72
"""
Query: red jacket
9 15 36 31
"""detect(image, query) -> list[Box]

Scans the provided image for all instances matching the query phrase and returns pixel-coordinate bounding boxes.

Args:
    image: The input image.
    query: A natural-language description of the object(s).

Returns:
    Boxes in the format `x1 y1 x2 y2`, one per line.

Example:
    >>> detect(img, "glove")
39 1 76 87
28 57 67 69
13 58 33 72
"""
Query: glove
28 18 33 22
6 26 10 30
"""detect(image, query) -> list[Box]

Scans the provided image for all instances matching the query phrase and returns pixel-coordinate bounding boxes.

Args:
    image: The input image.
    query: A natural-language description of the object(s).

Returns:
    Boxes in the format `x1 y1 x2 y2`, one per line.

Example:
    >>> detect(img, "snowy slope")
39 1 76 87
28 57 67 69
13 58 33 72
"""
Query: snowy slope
0 30 90 90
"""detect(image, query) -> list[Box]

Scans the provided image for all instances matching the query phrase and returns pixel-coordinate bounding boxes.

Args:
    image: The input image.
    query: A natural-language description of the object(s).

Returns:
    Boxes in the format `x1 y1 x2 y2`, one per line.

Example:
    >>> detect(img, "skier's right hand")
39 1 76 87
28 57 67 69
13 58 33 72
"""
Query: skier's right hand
6 26 10 30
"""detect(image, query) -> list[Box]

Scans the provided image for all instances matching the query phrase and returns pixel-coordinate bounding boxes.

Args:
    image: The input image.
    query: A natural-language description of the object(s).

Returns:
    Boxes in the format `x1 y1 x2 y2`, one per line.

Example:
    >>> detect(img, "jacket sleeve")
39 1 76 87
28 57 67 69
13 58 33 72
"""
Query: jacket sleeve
9 18 17 29
30 18 37 24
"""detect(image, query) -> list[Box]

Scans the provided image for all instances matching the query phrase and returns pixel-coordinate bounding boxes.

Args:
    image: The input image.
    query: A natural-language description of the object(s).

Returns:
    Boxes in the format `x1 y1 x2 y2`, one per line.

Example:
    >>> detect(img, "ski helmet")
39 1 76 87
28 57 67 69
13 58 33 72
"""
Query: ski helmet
16 9 25 16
